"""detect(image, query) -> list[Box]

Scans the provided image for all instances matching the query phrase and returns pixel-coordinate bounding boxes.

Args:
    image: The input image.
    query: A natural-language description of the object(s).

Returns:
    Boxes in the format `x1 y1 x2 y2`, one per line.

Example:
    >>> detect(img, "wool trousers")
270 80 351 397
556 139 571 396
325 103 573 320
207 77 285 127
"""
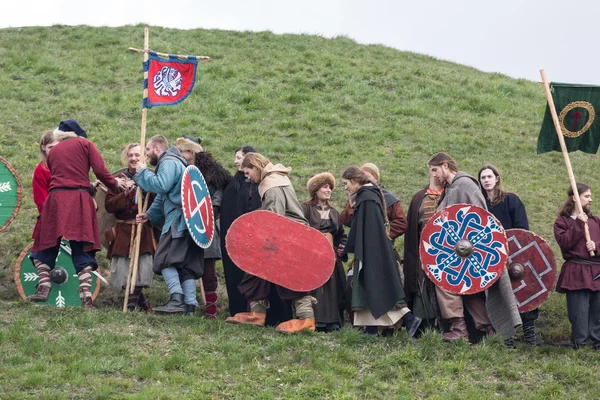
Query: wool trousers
566 290 600 348
436 286 491 329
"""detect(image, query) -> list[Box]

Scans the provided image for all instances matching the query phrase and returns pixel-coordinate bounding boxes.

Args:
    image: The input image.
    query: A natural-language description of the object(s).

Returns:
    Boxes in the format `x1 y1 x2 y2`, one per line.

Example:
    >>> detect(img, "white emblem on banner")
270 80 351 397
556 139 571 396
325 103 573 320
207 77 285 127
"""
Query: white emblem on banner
153 66 183 97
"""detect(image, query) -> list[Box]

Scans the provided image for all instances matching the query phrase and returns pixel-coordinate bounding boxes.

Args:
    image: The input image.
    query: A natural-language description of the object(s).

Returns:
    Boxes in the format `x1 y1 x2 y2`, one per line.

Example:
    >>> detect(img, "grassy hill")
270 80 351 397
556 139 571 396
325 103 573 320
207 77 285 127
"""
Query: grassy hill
0 25 599 398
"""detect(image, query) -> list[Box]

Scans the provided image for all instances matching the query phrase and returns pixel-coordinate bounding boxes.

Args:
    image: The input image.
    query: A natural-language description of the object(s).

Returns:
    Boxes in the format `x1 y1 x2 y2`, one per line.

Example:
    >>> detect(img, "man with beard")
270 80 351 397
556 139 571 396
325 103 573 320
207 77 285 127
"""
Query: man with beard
134 135 204 315
554 183 600 350
176 135 232 318
428 152 521 345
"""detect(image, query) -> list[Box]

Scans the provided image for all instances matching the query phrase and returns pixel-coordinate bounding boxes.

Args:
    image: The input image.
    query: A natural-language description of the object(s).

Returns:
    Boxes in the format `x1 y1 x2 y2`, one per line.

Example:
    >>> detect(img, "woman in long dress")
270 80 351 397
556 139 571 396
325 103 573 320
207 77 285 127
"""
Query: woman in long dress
301 172 347 332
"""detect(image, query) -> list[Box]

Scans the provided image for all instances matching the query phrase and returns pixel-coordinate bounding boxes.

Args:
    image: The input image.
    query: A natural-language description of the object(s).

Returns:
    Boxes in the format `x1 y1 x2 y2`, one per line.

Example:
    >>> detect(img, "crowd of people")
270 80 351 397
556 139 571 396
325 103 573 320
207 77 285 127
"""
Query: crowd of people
27 119 600 350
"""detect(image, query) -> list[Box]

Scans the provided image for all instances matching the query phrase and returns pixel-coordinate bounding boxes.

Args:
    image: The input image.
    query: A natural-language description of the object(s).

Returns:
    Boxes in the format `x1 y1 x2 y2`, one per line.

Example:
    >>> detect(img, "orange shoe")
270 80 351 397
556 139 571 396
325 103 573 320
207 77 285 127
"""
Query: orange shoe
225 312 266 326
276 318 316 333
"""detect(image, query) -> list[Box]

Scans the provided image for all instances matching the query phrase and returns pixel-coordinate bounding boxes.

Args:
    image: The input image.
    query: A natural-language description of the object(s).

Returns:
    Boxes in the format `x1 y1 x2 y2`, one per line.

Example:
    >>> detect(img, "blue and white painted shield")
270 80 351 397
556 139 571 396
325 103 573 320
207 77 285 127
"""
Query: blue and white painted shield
181 165 214 248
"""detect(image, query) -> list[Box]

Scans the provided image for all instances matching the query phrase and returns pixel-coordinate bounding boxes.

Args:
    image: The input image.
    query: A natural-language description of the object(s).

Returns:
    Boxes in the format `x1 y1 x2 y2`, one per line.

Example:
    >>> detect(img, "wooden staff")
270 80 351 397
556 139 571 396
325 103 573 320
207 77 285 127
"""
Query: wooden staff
128 47 211 60
540 69 594 256
122 214 137 312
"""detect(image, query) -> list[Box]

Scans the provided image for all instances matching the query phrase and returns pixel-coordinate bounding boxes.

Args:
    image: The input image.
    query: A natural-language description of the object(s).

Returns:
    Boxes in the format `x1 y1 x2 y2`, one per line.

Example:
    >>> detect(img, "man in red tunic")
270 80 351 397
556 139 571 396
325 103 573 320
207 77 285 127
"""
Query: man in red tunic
29 120 128 308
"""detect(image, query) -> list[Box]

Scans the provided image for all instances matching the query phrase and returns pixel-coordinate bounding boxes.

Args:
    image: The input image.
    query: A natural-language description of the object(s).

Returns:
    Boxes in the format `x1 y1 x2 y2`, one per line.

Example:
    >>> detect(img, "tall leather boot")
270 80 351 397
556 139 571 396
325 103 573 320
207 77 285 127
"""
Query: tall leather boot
205 291 218 320
137 292 153 313
28 260 52 302
77 266 94 309
442 317 469 341
154 293 185 313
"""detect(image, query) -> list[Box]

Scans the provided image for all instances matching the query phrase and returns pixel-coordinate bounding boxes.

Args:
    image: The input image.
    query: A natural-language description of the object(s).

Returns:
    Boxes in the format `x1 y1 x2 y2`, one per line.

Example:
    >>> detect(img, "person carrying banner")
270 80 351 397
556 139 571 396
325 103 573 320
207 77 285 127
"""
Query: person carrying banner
225 152 317 333
29 119 129 308
478 164 538 346
177 135 232 319
32 130 58 239
339 166 421 336
403 168 445 333
554 183 600 350
104 143 155 312
134 135 204 315
301 172 347 332
428 153 521 345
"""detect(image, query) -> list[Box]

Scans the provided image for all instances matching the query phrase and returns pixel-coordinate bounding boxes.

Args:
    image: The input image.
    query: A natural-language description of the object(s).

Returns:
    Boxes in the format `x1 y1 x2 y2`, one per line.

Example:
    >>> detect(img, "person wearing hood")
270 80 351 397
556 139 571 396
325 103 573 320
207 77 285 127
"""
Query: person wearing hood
428 153 521 345
176 134 232 319
29 119 129 308
339 166 422 337
225 153 317 333
134 135 204 315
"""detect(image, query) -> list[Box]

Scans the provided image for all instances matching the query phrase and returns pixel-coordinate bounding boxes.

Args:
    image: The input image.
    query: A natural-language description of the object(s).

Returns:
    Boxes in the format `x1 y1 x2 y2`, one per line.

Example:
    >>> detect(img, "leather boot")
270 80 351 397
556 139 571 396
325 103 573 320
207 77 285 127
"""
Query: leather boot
77 266 94 310
225 312 266 326
276 318 316 333
138 292 153 313
442 317 469 341
28 284 52 303
154 293 185 313
28 261 52 302
483 325 496 336
183 304 196 316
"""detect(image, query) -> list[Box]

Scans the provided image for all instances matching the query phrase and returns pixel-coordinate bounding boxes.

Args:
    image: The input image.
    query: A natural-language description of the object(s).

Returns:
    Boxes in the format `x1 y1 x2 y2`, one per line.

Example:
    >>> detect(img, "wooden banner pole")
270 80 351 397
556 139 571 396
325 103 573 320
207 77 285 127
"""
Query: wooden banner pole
540 69 594 256
124 27 152 310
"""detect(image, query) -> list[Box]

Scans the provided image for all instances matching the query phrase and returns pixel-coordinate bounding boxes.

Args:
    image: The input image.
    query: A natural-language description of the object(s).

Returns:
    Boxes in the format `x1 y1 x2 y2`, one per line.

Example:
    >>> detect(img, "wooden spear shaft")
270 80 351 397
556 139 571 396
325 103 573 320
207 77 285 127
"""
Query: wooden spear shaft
122 27 153 304
122 217 137 312
540 69 594 256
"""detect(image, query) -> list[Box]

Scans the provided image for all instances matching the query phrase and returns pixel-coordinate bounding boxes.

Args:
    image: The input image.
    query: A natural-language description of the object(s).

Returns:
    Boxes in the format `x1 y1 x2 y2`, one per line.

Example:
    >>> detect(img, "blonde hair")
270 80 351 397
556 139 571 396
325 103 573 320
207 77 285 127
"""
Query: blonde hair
241 152 270 174
39 130 56 164
121 143 141 166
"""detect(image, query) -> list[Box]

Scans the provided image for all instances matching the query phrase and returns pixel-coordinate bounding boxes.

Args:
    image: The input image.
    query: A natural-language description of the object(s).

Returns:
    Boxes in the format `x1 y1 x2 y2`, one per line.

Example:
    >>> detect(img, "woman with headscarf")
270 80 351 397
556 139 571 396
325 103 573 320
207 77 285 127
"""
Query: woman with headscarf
301 172 347 332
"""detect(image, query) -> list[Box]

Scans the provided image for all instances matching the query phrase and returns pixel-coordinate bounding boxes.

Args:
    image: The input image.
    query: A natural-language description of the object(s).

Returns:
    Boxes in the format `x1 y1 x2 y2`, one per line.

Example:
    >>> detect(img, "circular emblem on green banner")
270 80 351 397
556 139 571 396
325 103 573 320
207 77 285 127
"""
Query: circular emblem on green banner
0 157 22 232
558 101 595 138
15 241 101 307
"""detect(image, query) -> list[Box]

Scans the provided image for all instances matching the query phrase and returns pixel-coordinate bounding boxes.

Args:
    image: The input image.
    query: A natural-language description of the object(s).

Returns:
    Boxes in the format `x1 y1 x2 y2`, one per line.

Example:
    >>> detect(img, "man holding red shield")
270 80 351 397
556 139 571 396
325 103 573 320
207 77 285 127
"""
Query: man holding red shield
134 135 204 315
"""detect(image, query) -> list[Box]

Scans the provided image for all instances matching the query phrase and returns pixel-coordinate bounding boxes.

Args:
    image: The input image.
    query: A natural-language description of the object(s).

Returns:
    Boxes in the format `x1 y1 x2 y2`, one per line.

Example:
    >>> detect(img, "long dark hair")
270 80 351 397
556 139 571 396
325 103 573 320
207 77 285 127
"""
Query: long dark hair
560 183 591 217
478 164 508 207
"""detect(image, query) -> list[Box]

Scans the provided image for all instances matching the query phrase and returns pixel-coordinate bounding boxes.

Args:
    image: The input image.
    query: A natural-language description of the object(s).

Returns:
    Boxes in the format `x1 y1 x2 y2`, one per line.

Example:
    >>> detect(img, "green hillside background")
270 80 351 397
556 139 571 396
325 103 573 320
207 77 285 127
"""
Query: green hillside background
0 26 599 399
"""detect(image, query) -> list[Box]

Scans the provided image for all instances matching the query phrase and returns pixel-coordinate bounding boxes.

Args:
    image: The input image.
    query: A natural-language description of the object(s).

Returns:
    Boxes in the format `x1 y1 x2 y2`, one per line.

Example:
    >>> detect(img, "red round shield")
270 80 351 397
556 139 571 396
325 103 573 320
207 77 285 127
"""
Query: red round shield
506 229 557 313
181 165 214 249
420 204 508 295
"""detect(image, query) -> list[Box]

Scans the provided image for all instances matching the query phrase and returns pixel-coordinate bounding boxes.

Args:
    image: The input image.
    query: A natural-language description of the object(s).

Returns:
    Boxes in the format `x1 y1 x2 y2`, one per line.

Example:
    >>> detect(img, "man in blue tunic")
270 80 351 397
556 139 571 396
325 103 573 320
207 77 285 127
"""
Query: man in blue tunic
134 135 204 315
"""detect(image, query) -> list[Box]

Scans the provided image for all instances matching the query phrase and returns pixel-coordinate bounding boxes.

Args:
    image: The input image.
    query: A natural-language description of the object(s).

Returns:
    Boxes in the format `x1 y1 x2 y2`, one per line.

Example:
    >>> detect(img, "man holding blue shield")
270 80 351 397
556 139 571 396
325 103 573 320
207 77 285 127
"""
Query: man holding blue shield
134 135 204 315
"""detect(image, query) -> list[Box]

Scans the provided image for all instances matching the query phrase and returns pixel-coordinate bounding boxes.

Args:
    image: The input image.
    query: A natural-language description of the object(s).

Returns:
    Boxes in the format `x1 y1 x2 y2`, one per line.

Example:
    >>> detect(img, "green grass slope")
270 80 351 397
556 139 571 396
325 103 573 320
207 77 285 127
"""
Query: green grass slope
0 25 599 398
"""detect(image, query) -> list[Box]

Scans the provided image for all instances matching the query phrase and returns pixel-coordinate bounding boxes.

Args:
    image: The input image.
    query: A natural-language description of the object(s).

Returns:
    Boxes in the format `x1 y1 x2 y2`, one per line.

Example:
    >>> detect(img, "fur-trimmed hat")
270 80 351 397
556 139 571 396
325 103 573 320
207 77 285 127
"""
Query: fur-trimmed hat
361 163 380 183
54 119 87 138
306 172 336 198
176 134 203 154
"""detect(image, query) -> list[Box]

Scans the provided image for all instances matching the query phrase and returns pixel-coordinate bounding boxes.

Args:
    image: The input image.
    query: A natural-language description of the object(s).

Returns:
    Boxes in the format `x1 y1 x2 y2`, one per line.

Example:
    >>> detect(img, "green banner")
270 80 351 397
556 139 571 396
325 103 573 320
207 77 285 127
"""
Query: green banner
538 83 600 154
0 157 22 231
